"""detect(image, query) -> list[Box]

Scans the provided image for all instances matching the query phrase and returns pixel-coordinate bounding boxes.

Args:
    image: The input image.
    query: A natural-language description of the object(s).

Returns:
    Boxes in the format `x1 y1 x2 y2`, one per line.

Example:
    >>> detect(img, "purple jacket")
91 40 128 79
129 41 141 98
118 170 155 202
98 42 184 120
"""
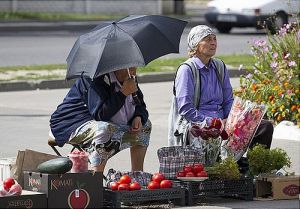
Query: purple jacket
175 56 233 122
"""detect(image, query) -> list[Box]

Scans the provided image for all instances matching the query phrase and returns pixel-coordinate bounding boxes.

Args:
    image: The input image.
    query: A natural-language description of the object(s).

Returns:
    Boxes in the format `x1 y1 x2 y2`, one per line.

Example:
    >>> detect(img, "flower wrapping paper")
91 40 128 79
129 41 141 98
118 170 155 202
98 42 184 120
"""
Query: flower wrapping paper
221 96 267 161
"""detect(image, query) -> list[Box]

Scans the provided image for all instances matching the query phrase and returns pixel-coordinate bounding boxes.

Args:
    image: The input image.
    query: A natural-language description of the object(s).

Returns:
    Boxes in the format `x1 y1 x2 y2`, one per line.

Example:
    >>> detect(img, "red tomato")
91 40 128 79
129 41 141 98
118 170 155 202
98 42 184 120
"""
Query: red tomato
147 181 160 190
176 171 185 177
152 173 165 183
196 171 208 177
160 180 173 188
119 175 132 184
183 165 193 174
110 182 120 191
118 183 130 191
3 178 15 191
185 171 195 177
129 182 141 191
193 164 204 174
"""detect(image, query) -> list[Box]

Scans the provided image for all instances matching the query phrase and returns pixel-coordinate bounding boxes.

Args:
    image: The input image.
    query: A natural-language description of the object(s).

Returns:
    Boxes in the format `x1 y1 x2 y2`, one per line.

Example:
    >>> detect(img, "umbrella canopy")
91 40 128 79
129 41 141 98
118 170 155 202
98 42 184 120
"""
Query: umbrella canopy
66 15 187 80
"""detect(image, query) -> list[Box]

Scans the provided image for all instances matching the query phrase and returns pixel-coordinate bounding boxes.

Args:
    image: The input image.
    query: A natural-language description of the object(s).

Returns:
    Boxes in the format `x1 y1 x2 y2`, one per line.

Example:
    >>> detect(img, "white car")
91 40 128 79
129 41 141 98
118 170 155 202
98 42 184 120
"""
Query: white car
204 0 300 33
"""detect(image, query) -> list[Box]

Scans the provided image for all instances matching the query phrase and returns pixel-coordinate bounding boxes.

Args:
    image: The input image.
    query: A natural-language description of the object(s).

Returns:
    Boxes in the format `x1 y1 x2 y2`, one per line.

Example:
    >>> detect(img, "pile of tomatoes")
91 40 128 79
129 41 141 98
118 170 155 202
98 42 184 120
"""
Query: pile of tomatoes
0 177 23 197
176 163 208 178
109 172 173 191
109 175 142 191
147 173 172 190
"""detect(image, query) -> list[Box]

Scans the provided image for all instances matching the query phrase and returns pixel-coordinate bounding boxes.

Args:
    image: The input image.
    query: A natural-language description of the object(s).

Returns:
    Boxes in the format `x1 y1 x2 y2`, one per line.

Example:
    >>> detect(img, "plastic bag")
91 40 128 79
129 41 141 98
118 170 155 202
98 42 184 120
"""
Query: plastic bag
157 146 205 179
221 97 266 161
105 169 152 187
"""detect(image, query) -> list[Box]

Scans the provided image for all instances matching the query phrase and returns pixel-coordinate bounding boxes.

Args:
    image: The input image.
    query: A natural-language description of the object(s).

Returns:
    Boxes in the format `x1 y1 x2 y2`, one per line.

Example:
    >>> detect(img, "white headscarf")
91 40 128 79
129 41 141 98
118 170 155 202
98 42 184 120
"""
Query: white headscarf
187 25 215 52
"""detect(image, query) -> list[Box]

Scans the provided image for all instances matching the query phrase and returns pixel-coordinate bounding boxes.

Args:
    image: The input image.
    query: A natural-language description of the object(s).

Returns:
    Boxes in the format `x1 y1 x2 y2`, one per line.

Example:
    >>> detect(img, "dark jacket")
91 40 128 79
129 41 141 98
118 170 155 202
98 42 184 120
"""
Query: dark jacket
50 74 149 146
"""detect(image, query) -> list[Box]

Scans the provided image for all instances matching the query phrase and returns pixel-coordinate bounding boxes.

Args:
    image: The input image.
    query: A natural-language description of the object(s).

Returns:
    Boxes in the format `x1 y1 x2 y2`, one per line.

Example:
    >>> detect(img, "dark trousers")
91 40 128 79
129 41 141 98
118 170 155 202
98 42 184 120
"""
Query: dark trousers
249 120 274 149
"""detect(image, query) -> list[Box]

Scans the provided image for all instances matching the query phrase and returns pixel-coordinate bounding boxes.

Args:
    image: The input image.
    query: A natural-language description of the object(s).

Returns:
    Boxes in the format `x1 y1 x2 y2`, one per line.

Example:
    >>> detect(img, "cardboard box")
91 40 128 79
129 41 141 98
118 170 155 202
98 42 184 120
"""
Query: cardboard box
23 171 103 208
0 190 47 208
256 175 300 200
0 158 16 183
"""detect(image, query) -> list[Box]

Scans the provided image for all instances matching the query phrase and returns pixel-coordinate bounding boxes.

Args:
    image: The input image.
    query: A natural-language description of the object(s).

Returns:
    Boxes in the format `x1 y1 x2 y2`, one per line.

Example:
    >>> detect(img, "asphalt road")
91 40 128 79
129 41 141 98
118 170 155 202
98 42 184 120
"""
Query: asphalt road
0 17 298 208
0 28 267 67
0 81 299 209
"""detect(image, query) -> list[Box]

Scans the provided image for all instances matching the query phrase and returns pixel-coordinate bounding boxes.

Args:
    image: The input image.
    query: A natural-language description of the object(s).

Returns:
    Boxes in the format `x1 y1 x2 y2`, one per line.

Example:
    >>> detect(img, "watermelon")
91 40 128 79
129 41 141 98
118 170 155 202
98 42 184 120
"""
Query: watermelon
37 157 73 174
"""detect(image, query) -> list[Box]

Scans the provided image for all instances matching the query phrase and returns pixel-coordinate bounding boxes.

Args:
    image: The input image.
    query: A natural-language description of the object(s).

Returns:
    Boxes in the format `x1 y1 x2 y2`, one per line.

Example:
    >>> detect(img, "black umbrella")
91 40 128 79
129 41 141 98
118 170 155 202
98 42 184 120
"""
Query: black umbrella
66 15 187 80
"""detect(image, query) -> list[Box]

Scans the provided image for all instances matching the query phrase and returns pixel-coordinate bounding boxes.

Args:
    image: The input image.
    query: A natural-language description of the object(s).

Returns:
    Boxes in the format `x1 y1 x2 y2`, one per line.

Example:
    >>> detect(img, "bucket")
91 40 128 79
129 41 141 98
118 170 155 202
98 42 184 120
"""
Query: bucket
68 151 88 173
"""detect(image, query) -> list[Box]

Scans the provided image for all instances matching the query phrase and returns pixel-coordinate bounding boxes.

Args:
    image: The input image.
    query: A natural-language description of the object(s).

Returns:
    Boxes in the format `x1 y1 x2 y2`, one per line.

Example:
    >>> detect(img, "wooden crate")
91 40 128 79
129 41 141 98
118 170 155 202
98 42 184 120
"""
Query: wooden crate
256 175 300 200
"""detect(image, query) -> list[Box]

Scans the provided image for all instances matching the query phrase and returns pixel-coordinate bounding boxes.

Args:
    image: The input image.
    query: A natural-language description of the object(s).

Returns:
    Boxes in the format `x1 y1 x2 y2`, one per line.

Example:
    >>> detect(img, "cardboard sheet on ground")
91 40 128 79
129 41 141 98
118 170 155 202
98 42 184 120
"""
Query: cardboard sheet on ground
13 149 59 186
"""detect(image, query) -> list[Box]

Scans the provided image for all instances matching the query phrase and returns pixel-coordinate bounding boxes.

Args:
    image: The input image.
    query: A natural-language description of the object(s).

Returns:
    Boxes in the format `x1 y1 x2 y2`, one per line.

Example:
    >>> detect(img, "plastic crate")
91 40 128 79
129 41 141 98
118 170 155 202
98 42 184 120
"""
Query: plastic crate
174 177 253 206
0 158 16 183
103 187 185 208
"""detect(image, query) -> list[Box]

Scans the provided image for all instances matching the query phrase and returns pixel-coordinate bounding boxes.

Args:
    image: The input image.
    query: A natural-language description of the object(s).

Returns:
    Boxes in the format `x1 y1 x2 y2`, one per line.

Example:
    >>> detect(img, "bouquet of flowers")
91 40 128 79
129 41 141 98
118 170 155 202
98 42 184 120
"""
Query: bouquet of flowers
221 96 267 161
189 118 228 166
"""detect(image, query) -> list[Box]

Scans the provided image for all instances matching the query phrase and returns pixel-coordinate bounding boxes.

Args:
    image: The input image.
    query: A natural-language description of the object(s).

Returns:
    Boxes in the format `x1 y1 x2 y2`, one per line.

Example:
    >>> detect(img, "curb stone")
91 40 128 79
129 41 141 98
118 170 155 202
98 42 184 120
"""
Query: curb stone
0 69 247 92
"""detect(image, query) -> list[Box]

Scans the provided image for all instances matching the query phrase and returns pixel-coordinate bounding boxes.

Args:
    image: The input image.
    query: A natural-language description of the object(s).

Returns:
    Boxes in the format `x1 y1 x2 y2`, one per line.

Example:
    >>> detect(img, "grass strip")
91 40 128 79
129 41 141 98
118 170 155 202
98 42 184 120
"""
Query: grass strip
0 12 123 21
0 54 254 73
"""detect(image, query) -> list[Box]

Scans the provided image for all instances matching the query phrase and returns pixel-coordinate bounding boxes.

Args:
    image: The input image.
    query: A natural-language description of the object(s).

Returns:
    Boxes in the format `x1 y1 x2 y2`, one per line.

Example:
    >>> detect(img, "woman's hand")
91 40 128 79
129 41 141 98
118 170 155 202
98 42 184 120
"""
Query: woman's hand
129 116 142 133
120 78 138 96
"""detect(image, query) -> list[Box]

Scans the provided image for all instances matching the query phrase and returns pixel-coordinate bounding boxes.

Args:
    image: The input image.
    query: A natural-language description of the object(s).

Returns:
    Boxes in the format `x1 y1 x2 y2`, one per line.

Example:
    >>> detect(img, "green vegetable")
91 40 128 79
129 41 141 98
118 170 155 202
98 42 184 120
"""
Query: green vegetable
206 157 241 180
247 144 291 176
37 157 73 174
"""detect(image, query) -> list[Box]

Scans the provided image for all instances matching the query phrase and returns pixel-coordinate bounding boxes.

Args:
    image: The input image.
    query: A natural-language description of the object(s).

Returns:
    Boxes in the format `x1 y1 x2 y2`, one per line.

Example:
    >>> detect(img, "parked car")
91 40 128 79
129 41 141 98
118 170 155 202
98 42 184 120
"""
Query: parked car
204 0 300 33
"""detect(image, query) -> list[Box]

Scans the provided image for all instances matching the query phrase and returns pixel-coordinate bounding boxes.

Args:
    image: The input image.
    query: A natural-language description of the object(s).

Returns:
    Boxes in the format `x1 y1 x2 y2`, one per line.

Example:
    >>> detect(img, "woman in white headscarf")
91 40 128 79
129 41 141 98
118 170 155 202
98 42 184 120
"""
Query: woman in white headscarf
168 25 273 170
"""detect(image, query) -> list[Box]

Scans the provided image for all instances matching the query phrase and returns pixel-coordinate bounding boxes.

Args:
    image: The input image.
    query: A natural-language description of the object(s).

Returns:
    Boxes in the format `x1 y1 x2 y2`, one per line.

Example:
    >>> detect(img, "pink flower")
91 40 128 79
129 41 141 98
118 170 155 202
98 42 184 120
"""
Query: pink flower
253 39 266 47
246 73 253 79
297 29 300 42
273 52 278 59
285 23 291 30
279 27 287 36
288 61 296 67
270 61 278 69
